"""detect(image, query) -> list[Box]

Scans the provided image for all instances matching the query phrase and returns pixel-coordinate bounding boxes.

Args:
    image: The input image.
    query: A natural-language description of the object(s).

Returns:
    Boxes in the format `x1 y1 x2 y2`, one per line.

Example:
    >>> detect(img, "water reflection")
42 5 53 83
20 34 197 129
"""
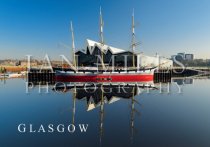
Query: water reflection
1 76 210 147
26 76 205 145
0 76 7 84
53 83 156 110
172 78 194 85
53 82 157 144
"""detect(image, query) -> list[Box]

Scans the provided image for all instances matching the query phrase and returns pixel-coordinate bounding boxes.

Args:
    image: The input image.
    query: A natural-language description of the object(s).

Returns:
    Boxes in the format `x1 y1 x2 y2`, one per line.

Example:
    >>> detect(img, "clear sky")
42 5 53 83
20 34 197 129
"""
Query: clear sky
1 0 210 60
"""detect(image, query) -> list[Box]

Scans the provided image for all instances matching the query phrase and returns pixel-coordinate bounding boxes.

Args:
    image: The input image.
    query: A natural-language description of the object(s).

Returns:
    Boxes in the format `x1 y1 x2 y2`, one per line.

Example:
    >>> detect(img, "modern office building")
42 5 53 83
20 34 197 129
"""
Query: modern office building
185 54 194 60
172 52 194 61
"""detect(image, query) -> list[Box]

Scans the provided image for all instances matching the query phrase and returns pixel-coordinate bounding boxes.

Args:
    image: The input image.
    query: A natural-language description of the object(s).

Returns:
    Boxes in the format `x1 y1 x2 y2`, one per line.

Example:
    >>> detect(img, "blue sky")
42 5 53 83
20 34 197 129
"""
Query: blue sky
0 0 210 60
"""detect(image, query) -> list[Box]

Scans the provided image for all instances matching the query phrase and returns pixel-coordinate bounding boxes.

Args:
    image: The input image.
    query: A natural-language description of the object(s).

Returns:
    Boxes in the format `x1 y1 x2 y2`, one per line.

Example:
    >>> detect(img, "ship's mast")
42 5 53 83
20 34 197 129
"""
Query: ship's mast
99 7 105 69
100 7 104 46
131 9 136 68
70 21 76 67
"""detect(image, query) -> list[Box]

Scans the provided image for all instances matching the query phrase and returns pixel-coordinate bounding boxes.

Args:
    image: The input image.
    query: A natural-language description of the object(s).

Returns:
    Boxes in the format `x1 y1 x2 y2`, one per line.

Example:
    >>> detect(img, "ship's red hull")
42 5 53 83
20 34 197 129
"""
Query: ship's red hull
55 74 154 83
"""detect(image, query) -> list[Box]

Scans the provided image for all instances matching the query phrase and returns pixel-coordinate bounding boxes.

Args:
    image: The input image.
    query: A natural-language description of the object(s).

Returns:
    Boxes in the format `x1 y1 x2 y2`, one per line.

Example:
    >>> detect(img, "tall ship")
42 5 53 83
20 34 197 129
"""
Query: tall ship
55 8 156 83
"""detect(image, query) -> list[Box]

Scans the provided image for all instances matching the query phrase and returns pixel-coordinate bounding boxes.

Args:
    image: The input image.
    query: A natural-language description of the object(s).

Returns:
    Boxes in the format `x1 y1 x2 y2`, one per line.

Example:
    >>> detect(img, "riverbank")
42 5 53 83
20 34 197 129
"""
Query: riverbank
0 66 27 73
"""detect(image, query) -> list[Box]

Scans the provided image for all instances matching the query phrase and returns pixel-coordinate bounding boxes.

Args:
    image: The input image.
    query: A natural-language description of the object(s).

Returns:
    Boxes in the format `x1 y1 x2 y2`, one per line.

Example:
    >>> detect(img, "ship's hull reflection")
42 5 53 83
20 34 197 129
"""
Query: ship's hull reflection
53 82 156 111
52 82 157 144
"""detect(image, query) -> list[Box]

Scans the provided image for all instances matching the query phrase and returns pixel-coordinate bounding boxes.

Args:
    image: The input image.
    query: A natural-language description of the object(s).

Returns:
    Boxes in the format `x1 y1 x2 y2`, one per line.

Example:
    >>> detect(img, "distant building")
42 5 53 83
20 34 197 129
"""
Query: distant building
172 52 194 61
20 60 38 67
177 52 186 60
185 54 194 60
0 60 19 66
51 61 63 67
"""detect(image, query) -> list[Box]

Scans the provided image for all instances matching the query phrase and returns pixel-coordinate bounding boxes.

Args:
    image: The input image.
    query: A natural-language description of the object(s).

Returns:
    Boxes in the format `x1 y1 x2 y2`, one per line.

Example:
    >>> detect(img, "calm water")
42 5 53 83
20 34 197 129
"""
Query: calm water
1 77 210 147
